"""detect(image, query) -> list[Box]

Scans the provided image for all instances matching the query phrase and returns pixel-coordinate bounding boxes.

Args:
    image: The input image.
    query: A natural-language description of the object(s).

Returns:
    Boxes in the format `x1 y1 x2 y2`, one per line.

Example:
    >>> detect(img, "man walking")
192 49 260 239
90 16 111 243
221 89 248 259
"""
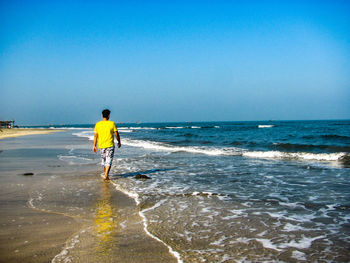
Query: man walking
93 109 121 180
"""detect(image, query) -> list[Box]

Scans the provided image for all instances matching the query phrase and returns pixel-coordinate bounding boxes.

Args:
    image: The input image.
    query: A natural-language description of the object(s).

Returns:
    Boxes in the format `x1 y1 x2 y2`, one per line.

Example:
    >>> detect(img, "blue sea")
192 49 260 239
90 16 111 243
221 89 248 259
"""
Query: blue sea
34 120 350 262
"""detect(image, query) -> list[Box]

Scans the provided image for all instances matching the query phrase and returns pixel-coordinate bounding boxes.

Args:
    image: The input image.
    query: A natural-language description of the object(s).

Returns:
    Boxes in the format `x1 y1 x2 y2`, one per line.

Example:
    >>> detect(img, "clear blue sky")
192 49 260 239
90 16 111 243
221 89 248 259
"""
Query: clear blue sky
1 0 349 125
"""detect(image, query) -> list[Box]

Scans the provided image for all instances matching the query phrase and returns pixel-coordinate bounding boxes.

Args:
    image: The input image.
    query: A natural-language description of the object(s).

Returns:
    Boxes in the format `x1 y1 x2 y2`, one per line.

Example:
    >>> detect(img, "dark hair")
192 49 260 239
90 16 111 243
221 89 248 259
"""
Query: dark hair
102 109 111 119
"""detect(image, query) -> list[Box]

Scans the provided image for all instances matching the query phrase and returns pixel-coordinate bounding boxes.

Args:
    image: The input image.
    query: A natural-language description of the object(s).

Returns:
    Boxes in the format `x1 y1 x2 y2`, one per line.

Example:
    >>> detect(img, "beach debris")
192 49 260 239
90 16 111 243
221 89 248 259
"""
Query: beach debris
135 173 151 180
22 172 34 176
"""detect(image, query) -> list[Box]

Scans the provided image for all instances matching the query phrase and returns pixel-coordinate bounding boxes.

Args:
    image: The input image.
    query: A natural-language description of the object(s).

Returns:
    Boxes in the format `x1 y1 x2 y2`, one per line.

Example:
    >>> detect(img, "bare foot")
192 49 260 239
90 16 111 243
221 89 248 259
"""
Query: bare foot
103 176 110 181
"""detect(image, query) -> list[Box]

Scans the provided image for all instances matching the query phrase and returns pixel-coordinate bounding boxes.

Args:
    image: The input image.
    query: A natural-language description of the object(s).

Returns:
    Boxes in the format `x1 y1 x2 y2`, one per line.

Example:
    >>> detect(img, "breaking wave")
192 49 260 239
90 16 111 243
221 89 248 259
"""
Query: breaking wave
72 130 348 163
121 138 347 162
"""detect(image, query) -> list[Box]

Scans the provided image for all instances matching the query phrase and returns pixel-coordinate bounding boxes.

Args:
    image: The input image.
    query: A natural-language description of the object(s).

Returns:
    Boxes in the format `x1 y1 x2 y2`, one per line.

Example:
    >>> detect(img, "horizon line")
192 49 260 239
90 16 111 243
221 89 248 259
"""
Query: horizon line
20 118 350 127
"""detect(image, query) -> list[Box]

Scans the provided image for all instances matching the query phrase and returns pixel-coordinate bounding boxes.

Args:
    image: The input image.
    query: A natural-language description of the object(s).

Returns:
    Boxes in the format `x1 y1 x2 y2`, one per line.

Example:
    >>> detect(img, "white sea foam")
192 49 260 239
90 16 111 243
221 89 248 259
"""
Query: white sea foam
28 198 35 209
222 209 246 220
279 235 326 249
242 150 346 161
230 237 251 244
122 138 241 156
143 199 168 213
117 128 133 132
72 131 94 141
291 250 307 261
123 138 347 162
111 181 140 205
120 220 127 229
258 125 274 128
210 236 228 247
282 223 311 232
127 127 157 130
71 131 347 162
255 238 282 251
58 155 94 165
279 202 305 209
255 234 325 252
165 126 200 129
109 180 183 263
52 229 88 263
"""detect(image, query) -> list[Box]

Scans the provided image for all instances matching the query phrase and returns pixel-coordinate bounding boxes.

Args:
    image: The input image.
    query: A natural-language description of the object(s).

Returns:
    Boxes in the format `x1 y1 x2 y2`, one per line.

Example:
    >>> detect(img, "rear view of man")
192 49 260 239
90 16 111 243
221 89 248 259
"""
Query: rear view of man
93 109 121 180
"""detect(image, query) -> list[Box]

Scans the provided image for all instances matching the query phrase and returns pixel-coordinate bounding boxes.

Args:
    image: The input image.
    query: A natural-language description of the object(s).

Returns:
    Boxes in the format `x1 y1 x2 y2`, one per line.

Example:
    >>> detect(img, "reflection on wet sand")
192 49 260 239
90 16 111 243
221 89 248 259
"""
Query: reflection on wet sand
94 182 117 256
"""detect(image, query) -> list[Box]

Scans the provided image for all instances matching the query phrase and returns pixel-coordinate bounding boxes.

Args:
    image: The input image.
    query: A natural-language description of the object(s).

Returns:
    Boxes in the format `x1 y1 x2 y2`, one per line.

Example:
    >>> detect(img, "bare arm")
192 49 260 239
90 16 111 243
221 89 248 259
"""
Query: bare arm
93 133 98 153
115 131 121 148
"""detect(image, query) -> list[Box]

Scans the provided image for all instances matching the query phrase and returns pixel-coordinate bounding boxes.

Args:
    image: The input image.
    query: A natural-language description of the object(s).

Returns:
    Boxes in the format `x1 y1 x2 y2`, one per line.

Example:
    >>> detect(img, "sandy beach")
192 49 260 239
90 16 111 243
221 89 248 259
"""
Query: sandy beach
2 122 349 262
0 131 177 262
0 128 62 140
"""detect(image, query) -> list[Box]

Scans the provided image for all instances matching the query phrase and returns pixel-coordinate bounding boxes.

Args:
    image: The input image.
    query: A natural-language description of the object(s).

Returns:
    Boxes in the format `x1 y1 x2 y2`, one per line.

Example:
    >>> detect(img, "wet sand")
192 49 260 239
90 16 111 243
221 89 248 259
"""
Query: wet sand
0 128 62 140
0 134 177 263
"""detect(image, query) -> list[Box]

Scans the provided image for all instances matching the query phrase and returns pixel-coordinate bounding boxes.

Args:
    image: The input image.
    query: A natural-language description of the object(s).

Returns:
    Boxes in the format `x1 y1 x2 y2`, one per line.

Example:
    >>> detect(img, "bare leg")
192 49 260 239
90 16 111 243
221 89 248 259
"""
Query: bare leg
104 166 111 180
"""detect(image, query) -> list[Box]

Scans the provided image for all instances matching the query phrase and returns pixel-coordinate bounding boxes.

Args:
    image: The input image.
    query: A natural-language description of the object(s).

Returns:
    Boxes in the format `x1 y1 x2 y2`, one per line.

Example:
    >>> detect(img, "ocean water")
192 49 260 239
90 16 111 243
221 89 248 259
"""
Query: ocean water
40 120 349 262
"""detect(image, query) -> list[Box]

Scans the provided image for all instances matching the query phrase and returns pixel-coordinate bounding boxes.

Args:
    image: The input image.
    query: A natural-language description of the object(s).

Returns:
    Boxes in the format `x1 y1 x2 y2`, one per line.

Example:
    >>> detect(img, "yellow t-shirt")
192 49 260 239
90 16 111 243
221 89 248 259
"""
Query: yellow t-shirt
94 121 118 149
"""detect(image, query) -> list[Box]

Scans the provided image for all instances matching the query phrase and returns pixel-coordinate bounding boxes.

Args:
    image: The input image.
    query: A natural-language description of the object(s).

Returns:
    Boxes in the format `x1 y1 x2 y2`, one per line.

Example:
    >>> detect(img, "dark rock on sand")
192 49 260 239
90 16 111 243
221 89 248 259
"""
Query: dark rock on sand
135 173 151 180
22 172 34 176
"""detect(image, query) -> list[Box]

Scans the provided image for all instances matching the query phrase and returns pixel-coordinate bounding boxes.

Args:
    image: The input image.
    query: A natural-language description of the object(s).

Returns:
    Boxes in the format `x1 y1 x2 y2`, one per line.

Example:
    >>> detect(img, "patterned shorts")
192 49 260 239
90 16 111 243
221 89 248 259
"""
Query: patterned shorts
100 146 115 167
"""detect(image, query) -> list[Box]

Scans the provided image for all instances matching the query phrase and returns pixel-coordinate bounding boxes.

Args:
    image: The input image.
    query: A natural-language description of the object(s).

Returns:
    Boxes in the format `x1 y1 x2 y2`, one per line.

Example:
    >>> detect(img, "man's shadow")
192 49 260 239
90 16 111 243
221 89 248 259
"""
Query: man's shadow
110 168 177 179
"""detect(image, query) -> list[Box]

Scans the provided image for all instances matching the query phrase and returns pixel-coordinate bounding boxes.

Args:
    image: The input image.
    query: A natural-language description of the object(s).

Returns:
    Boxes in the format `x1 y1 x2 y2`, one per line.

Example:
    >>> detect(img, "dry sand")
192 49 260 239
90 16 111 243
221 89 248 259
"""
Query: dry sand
0 128 62 140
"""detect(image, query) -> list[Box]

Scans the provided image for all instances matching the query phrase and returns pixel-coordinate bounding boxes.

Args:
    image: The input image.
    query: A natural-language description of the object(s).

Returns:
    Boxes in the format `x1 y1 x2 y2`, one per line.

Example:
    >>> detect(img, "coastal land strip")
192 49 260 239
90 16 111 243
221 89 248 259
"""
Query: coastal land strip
0 128 62 140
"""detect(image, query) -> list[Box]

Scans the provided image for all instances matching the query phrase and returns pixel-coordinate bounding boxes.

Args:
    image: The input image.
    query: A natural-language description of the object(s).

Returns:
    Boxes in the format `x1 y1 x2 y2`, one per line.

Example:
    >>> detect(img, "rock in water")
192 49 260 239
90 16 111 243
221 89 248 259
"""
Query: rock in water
340 154 350 167
135 173 151 180
23 172 34 176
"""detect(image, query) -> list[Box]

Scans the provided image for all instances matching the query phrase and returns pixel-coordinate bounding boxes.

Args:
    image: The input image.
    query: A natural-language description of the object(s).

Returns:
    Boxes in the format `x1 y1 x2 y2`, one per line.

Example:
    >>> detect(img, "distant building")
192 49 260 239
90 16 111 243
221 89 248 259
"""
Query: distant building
0 120 15 128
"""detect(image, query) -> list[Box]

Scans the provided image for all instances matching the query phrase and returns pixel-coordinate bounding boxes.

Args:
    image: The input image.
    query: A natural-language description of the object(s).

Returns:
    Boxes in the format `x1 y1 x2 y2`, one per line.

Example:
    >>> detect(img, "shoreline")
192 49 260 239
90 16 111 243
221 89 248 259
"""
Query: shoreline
0 132 177 262
111 181 183 263
0 128 63 140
